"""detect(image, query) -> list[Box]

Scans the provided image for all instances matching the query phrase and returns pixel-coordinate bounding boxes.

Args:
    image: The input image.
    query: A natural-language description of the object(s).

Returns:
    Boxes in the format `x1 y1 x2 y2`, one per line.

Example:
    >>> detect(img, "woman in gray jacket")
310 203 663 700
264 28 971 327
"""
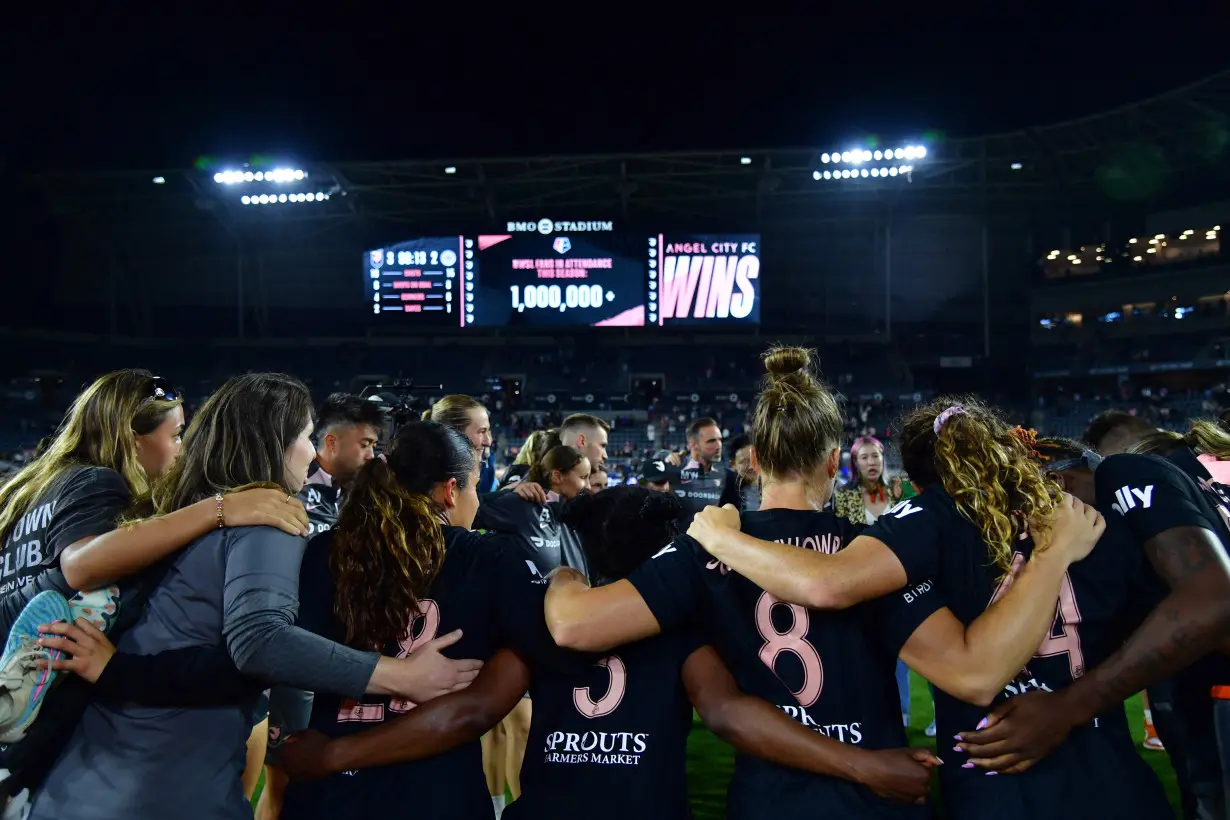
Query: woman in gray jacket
28 373 480 820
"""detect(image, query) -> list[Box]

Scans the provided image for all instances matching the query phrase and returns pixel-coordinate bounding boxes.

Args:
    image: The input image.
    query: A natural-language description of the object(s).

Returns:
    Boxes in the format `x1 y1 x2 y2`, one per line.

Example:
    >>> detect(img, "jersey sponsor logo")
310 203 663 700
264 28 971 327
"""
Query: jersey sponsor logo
530 535 562 551
775 705 864 744
1111 484 1154 515
887 499 924 519
901 580 933 603
542 730 647 766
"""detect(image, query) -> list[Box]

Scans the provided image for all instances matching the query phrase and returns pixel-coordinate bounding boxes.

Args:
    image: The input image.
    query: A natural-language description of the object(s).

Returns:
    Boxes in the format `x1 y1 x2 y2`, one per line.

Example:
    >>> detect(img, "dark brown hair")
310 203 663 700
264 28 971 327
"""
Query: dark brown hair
526 445 588 488
332 421 476 650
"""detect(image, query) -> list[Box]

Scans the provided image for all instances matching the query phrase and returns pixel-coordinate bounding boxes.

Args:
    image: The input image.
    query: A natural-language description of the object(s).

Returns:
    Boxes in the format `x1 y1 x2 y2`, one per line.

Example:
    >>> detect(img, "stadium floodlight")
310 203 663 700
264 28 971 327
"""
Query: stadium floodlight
739 157 752 165
240 191 331 205
444 166 457 174
811 144 926 181
214 168 308 185
152 176 166 184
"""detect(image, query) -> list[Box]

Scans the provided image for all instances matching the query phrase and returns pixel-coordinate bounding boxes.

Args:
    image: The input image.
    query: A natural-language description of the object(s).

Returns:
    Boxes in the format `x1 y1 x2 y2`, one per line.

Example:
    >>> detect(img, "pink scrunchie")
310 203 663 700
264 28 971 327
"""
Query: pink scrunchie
933 406 966 435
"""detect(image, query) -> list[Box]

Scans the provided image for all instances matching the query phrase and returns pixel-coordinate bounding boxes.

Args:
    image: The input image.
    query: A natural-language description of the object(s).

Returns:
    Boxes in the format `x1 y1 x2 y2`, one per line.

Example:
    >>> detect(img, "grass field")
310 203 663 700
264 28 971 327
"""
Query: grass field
252 672 1181 817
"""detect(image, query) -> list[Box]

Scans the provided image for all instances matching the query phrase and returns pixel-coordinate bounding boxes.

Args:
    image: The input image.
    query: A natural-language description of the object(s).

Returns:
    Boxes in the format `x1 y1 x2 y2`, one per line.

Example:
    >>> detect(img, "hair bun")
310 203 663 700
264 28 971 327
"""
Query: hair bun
763 346 812 379
639 492 683 524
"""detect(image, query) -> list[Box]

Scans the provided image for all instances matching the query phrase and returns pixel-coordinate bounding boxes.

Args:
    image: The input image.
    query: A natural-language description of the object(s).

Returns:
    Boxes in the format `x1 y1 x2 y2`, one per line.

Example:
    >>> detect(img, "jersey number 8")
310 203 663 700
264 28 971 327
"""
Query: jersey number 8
754 592 824 707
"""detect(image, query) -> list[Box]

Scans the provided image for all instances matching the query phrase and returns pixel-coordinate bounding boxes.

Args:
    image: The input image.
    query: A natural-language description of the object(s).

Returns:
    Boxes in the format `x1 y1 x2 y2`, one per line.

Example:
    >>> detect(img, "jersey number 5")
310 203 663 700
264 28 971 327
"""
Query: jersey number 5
574 655 627 718
990 552 1085 679
336 599 441 722
754 591 823 707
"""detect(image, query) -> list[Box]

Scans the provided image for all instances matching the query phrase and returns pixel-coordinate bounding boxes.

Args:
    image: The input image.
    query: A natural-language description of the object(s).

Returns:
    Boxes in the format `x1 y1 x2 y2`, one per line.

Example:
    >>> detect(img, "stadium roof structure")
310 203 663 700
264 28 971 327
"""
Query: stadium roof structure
22 70 1230 253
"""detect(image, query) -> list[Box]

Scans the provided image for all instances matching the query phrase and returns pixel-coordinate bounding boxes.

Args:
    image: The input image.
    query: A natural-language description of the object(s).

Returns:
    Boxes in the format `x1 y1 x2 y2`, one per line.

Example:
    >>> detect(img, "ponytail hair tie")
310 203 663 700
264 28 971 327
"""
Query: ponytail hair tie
933 406 966 435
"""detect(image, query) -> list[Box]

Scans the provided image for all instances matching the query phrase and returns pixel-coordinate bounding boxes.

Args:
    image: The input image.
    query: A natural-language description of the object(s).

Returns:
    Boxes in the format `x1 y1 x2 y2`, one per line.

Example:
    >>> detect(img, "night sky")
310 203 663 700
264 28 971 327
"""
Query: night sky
6 17 1229 170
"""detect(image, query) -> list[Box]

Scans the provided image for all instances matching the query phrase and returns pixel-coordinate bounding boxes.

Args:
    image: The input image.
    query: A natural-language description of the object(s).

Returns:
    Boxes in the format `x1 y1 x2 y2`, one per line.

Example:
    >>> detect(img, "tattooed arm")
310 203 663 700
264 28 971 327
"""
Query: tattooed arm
1058 525 1230 721
957 525 1230 770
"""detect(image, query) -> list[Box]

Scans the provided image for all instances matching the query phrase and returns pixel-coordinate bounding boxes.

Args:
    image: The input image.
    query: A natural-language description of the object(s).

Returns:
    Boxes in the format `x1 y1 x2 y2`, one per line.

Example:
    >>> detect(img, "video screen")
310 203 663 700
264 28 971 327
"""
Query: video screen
366 237 468 326
366 225 762 328
654 234 761 326
468 232 646 327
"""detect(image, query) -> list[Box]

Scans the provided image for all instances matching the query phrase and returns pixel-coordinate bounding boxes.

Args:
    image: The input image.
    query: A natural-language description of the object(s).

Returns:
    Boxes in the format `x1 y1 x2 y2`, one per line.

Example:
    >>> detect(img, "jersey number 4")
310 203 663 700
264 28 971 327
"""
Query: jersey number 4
990 553 1085 679
754 591 823 707
573 655 627 718
337 599 441 723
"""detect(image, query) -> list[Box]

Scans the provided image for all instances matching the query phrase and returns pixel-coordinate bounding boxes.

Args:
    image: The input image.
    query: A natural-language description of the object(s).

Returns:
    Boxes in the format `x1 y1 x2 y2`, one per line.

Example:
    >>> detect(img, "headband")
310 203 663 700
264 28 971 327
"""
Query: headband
933 406 966 435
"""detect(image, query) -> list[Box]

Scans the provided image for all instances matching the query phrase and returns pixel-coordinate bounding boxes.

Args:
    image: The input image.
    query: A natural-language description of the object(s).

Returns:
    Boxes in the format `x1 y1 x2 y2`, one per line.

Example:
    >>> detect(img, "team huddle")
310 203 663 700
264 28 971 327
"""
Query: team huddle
0 349 1226 819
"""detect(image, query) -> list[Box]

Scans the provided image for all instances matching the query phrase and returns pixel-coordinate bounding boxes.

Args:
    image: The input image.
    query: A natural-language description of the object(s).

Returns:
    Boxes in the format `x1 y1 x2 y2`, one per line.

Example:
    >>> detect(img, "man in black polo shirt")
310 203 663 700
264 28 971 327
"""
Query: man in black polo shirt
669 417 741 526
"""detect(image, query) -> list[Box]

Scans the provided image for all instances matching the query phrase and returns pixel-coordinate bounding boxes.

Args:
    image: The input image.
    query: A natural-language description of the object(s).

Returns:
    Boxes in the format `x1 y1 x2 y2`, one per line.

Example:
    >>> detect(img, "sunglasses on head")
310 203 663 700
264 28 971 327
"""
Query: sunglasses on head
147 376 180 403
1047 450 1103 473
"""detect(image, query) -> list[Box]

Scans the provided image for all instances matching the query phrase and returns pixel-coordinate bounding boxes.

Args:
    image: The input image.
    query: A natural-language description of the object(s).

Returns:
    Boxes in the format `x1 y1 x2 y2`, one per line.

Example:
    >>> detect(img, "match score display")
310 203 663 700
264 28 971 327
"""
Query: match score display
365 221 760 328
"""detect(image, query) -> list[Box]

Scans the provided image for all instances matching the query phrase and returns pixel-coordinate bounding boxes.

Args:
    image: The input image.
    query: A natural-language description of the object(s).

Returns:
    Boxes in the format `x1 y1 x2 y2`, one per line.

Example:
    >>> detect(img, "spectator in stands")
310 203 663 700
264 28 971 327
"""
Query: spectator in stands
424 396 496 491
258 393 385 820
557 414 609 471
832 436 903 526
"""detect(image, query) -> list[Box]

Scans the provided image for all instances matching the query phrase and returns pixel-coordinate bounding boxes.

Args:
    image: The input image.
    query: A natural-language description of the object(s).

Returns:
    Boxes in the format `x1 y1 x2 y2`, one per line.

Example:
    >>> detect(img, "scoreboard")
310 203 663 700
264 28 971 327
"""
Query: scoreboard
366 220 760 328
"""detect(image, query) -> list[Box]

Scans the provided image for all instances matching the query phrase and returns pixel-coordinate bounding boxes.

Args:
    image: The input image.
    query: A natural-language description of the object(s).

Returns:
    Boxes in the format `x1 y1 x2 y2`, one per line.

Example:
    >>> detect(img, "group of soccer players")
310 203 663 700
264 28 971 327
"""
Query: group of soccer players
0 350 1228 819
256 349 1230 819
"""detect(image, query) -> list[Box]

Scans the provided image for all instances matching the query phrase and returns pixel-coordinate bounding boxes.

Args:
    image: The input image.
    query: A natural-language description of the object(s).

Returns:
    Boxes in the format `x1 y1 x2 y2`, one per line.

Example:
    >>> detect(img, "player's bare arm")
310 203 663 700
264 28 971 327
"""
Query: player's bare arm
958 525 1230 771
543 568 662 652
278 649 531 781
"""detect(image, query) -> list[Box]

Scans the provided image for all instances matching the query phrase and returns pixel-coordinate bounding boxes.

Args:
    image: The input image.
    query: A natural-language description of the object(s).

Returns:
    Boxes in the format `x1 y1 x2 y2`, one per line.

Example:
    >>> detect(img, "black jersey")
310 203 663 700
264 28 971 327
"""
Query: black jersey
627 508 926 820
297 463 341 537
281 526 526 820
474 490 589 578
1096 451 1230 770
0 465 130 604
499 559 701 820
867 489 1171 819
497 463 530 489
672 460 742 526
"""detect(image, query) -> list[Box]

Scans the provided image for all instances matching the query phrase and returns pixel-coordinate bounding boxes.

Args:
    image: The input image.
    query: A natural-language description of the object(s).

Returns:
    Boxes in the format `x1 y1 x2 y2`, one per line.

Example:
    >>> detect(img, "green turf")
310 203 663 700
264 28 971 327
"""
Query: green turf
252 672 1182 817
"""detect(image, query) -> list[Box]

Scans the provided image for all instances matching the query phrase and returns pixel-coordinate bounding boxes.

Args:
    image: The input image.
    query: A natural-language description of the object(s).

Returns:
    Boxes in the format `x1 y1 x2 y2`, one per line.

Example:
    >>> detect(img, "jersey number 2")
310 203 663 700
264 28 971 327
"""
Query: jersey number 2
754 591 823 707
573 655 627 718
336 599 441 722
990 553 1085 678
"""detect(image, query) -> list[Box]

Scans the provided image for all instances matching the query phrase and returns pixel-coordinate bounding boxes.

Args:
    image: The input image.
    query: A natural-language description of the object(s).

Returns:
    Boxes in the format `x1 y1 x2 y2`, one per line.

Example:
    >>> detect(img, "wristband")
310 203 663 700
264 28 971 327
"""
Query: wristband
216 494 226 529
